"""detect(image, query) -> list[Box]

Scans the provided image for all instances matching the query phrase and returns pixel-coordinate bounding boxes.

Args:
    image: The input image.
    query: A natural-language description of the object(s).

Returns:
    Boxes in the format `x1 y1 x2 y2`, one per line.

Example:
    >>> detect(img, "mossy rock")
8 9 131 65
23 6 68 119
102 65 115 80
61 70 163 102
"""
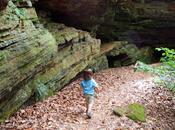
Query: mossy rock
113 106 127 117
113 103 146 122
126 103 146 122
139 47 153 63
35 80 54 102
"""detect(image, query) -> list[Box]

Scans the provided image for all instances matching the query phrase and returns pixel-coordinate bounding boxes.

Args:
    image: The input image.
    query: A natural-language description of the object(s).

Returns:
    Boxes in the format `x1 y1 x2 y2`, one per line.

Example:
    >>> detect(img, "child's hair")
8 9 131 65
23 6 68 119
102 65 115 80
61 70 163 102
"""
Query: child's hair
83 69 93 81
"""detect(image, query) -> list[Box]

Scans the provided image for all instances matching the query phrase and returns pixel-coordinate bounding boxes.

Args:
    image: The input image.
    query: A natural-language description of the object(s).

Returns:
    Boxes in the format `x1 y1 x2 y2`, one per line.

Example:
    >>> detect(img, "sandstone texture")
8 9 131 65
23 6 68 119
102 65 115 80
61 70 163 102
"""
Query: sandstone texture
38 0 175 46
0 0 104 121
0 0 174 122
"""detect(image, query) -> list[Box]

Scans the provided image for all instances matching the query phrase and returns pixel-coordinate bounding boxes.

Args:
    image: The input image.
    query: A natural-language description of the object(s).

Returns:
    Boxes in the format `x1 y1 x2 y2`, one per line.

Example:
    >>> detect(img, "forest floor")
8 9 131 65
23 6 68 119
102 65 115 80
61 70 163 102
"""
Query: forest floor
0 66 175 130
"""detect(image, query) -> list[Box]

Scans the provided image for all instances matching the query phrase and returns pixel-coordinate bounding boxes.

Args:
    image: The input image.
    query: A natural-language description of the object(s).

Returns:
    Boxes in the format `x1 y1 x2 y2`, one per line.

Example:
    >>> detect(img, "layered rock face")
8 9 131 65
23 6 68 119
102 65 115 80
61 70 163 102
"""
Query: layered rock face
38 0 175 46
1 0 174 122
0 0 105 121
38 0 108 25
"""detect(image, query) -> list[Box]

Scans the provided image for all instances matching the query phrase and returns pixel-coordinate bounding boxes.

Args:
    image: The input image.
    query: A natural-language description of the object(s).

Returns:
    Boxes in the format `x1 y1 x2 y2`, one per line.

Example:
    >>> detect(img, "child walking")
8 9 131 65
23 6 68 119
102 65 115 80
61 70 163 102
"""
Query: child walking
81 69 99 119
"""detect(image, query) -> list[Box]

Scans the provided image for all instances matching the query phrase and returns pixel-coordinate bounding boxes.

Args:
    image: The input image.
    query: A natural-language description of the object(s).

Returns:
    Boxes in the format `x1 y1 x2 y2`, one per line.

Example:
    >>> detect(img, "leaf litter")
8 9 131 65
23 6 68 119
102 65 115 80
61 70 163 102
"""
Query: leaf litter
0 66 174 130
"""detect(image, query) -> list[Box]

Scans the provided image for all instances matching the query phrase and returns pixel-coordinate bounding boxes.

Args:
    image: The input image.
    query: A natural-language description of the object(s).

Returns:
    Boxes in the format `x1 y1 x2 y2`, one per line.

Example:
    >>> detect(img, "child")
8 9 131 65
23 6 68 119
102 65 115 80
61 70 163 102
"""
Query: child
81 69 99 119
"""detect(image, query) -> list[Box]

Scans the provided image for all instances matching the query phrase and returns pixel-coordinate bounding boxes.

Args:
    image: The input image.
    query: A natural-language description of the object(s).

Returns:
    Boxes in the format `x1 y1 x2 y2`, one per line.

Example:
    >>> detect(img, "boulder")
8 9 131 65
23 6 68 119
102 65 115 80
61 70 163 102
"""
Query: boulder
126 103 146 122
106 41 142 67
113 103 146 122
106 41 155 67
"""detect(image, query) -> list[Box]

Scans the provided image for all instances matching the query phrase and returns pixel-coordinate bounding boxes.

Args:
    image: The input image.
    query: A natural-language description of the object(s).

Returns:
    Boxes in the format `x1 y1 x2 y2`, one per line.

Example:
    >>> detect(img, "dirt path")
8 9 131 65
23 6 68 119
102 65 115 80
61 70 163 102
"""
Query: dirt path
0 66 175 130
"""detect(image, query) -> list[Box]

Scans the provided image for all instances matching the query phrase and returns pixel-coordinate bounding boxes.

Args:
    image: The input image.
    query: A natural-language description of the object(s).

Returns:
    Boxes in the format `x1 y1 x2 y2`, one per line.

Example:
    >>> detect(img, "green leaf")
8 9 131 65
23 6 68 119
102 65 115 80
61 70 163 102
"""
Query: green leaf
155 48 161 51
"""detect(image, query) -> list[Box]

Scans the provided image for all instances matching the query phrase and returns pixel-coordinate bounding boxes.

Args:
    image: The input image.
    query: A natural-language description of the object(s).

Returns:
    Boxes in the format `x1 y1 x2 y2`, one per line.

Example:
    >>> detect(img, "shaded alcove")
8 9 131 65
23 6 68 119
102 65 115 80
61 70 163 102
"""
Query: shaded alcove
107 54 130 68
34 0 175 67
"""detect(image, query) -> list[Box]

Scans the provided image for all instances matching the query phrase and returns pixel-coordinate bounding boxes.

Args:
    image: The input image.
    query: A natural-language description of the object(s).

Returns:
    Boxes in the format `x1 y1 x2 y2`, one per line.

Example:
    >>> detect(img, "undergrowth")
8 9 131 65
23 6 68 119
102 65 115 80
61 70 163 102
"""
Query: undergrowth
135 47 175 92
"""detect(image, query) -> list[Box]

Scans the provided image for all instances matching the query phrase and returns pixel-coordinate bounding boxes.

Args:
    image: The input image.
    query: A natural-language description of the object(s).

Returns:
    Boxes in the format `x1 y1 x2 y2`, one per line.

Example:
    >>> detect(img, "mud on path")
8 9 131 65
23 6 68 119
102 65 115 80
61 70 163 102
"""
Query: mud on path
0 66 175 130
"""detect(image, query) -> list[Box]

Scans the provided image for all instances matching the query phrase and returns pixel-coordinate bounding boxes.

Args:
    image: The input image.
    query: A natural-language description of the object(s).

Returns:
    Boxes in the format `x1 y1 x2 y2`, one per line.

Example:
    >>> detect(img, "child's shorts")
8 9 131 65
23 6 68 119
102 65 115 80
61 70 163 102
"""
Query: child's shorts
85 94 94 104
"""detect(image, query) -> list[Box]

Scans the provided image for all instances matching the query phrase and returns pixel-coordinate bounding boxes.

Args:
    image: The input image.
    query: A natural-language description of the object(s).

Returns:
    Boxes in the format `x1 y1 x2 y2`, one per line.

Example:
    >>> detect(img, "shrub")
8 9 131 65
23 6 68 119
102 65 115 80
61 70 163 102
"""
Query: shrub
135 47 175 91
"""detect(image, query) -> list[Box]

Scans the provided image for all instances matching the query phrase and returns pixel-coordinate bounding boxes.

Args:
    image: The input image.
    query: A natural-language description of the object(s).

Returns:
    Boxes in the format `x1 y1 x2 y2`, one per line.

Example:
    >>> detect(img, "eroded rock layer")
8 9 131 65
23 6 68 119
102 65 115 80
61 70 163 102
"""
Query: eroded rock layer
0 0 103 121
1 0 174 122
38 0 175 46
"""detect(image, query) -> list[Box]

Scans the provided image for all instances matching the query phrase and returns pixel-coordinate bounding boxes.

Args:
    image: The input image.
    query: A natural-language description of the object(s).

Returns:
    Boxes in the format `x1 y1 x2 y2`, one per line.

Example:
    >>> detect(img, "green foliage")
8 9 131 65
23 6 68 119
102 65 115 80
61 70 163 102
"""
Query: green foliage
90 25 99 38
134 61 154 72
155 48 175 91
155 47 175 68
15 8 25 19
135 47 175 91
35 80 54 101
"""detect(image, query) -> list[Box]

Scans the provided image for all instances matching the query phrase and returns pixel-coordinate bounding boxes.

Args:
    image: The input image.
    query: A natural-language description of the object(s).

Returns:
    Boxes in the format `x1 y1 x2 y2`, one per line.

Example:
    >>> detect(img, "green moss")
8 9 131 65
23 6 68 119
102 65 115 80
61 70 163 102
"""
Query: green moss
114 103 146 122
88 55 109 71
139 47 153 63
0 83 34 122
126 103 146 122
35 80 54 101
0 51 7 61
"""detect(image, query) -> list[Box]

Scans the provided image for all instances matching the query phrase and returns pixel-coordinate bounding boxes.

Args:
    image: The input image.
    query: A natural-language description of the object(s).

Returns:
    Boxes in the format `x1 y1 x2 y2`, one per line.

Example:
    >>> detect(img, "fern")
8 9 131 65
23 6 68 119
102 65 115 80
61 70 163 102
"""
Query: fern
35 80 54 101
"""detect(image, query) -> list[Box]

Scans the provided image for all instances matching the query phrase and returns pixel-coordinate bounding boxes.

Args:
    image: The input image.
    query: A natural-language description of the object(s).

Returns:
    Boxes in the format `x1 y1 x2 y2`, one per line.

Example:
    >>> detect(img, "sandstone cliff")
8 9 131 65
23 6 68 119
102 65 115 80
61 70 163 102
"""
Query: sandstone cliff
0 0 106 121
38 0 175 46
0 0 175 122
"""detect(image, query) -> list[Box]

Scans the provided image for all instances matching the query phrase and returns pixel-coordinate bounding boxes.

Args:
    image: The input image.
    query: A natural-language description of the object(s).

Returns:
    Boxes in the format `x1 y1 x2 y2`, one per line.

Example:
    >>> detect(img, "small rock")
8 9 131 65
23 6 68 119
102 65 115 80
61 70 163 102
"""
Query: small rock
113 103 146 122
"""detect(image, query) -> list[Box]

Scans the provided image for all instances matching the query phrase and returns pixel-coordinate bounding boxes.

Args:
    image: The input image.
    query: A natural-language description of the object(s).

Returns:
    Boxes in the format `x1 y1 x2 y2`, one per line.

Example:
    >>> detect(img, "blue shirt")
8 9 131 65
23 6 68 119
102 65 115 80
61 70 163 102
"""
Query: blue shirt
81 78 98 96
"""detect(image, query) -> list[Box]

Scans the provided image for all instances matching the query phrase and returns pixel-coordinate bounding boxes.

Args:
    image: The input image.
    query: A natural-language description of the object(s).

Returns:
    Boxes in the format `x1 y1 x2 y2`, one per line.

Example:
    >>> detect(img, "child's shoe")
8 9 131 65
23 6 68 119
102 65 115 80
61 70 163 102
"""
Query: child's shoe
87 112 92 119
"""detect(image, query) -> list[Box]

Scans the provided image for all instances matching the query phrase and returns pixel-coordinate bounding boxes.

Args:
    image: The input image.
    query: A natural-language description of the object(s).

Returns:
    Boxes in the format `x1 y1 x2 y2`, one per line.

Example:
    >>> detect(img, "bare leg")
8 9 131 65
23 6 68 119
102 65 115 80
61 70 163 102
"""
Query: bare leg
87 101 94 113
86 96 94 119
85 98 88 113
